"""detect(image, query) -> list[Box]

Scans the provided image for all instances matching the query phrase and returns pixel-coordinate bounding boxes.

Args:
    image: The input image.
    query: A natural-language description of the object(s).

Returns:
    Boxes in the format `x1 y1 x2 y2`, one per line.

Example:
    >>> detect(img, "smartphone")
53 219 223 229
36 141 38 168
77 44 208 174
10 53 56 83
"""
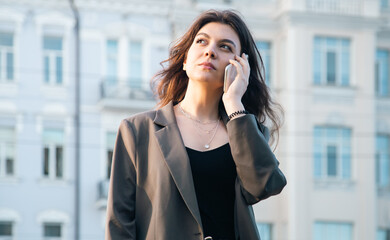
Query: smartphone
223 64 237 93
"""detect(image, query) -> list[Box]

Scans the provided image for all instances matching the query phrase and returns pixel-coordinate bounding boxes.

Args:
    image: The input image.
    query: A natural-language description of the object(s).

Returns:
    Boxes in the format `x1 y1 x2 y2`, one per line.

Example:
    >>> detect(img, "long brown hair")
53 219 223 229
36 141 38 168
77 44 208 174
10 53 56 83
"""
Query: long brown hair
152 9 283 144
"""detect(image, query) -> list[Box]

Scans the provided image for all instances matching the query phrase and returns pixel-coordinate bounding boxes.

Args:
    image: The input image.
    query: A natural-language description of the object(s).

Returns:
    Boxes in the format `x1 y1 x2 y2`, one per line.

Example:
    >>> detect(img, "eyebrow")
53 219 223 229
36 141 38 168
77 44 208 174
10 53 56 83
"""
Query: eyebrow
196 32 237 48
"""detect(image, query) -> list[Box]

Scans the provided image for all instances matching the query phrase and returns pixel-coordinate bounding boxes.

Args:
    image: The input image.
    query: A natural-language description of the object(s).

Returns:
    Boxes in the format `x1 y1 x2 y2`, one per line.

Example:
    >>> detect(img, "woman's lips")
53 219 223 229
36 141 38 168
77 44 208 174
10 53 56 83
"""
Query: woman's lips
199 62 216 70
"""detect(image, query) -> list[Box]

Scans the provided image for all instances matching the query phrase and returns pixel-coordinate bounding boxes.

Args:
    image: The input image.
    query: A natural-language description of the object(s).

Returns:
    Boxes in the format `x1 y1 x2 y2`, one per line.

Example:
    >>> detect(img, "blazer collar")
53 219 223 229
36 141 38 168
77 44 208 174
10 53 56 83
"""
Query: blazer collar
153 101 203 230
153 101 176 127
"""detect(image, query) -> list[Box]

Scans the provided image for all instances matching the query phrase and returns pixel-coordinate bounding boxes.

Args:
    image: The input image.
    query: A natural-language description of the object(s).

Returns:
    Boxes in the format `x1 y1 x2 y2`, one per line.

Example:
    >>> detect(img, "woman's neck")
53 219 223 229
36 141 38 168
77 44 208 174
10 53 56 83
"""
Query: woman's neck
179 81 222 122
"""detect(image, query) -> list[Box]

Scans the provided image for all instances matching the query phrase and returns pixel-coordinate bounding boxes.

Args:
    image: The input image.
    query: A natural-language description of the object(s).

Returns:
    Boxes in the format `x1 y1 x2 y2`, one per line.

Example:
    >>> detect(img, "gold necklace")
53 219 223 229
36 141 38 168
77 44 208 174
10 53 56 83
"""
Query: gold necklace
178 103 220 149
178 103 219 125
203 119 220 149
192 119 220 149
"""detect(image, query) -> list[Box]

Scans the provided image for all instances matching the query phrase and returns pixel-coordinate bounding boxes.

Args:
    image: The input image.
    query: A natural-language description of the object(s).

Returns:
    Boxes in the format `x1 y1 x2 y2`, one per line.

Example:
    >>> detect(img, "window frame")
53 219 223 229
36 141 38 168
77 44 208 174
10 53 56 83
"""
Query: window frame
381 0 389 9
0 221 13 239
313 221 353 240
37 210 68 240
106 132 116 180
0 127 16 178
376 134 390 190
42 36 64 86
128 40 144 89
35 11 74 91
103 36 148 96
43 222 62 240
106 39 119 82
376 48 389 97
313 126 352 180
313 36 351 87
0 32 14 83
42 129 65 180
377 228 390 240
255 40 271 87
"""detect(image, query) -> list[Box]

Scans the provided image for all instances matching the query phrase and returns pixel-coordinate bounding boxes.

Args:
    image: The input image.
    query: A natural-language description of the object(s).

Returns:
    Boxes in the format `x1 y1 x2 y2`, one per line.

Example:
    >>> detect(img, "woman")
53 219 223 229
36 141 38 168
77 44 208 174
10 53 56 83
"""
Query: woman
106 10 286 240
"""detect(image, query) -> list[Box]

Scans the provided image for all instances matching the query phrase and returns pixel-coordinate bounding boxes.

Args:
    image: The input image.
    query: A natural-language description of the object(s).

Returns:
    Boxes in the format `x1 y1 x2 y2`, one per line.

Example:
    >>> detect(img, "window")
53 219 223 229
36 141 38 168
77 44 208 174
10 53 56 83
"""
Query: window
0 128 15 177
42 129 64 179
313 126 351 179
376 49 389 97
0 32 14 82
256 223 272 240
313 37 350 86
314 222 353 240
128 41 143 88
0 221 12 239
381 0 389 8
376 135 390 189
106 39 118 84
43 36 63 85
377 229 390 240
43 222 61 240
255 41 271 86
106 132 116 179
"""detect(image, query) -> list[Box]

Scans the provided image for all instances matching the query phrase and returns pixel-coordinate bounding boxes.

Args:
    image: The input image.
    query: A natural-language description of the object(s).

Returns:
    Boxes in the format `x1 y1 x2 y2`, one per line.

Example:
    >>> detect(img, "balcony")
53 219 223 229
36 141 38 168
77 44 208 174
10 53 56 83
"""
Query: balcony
306 0 364 15
99 77 156 110
96 179 109 209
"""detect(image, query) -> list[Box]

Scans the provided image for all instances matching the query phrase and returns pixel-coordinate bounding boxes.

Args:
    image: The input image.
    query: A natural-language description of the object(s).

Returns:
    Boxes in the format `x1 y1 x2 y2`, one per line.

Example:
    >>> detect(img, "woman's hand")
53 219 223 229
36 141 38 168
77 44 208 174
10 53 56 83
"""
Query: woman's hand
222 53 250 116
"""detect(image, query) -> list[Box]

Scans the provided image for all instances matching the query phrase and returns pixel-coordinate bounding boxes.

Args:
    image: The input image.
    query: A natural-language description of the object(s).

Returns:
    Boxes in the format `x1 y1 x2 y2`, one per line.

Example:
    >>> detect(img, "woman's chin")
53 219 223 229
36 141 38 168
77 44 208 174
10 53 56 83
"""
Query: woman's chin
190 75 223 84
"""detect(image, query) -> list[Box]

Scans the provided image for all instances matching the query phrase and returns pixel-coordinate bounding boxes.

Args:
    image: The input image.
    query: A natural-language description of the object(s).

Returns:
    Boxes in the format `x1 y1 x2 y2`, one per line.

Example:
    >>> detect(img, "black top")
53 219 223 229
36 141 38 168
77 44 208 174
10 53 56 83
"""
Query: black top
186 143 237 240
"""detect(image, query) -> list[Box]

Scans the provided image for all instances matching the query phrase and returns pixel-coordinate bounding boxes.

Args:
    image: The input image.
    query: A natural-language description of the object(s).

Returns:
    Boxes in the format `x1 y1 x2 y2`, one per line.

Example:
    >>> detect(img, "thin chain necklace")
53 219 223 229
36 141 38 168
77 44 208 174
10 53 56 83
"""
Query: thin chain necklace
203 119 220 149
191 118 220 149
178 103 221 149
195 120 219 134
178 103 219 125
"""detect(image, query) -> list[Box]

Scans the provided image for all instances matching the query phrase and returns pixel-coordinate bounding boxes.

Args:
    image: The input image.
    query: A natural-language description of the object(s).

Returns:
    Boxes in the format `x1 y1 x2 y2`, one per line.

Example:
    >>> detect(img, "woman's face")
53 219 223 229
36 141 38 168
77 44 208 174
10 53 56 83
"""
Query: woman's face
183 22 241 88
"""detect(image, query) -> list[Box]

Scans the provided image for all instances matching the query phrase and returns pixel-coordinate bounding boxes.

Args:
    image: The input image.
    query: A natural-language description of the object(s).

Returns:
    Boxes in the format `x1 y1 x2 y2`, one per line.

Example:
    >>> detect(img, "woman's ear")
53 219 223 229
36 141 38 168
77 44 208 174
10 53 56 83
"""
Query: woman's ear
183 60 187 71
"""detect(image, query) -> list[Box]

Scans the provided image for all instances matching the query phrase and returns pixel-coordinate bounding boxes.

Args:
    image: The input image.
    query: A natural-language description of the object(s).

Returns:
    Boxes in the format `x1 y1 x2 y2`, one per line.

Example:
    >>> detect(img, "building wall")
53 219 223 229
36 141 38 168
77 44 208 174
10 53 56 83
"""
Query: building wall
0 0 389 239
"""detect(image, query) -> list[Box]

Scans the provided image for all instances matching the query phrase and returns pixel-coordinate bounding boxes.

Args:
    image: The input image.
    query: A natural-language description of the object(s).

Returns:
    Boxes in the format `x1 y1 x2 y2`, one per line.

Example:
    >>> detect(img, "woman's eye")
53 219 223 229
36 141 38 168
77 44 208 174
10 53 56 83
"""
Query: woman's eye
196 39 206 44
221 45 232 51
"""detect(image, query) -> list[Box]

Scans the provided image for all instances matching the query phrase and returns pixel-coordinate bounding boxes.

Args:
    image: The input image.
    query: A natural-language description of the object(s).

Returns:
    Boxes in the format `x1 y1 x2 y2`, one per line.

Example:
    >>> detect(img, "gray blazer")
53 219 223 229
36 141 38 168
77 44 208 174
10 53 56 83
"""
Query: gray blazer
105 101 286 240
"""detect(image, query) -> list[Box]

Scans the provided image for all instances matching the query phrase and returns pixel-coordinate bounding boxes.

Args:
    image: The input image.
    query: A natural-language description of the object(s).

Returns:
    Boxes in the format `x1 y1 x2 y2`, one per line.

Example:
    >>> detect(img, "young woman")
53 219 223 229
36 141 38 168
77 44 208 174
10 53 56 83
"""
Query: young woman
106 10 286 240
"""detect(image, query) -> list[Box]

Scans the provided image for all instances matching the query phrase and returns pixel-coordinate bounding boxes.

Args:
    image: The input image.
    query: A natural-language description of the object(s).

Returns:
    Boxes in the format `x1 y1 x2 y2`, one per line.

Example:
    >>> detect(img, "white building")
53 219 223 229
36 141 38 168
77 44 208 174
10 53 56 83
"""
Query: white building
0 0 389 239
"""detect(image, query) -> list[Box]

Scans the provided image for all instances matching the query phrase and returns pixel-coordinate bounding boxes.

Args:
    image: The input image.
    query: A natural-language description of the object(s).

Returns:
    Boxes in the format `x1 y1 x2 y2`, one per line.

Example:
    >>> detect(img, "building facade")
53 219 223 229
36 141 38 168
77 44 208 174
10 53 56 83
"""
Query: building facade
0 0 389 239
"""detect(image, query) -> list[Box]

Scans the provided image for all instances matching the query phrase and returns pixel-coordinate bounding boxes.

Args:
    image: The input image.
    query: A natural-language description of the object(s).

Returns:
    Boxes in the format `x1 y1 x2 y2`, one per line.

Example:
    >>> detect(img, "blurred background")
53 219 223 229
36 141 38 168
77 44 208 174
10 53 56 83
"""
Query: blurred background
0 0 389 239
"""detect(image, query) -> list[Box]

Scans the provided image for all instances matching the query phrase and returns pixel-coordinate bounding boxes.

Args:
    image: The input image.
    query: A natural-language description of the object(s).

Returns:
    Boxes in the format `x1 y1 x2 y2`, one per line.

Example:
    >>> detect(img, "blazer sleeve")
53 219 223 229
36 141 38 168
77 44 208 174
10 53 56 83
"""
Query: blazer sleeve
105 120 137 239
227 114 287 205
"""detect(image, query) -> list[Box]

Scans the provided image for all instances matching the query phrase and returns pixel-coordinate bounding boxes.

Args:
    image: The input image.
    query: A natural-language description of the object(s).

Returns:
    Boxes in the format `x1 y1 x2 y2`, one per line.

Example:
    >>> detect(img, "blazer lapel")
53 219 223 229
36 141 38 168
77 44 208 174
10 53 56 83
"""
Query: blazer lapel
153 101 203 229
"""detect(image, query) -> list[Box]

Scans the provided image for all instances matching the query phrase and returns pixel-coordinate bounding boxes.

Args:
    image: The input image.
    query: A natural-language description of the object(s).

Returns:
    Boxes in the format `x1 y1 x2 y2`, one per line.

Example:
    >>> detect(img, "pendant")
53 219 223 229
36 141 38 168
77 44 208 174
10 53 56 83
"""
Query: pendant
204 144 210 149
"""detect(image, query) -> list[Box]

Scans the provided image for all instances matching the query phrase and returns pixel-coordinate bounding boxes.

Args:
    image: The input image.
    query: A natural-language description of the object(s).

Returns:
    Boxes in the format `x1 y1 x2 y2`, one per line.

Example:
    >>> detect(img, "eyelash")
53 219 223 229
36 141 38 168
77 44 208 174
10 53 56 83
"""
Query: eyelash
196 38 206 44
221 45 232 51
196 38 232 52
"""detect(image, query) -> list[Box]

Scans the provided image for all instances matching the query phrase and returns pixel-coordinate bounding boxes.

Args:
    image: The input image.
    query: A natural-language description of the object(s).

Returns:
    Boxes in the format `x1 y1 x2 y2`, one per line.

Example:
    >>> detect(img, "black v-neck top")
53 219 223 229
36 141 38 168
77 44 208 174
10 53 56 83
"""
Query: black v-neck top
186 143 237 240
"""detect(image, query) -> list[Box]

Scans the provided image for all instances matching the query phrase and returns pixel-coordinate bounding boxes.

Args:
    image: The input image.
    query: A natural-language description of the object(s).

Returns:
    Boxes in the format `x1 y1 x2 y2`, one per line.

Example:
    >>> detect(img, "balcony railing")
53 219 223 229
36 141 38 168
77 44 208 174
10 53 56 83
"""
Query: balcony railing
100 77 155 101
306 0 364 15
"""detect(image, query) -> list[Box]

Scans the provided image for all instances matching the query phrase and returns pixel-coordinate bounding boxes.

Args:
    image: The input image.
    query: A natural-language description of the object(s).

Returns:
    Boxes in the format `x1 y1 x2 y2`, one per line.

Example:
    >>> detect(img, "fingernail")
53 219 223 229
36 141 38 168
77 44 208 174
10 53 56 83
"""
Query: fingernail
245 53 249 59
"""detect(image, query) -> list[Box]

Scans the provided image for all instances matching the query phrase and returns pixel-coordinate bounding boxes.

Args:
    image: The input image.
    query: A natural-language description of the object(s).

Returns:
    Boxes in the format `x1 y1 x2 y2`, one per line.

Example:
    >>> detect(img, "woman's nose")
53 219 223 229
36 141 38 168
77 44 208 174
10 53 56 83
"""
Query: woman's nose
204 46 216 58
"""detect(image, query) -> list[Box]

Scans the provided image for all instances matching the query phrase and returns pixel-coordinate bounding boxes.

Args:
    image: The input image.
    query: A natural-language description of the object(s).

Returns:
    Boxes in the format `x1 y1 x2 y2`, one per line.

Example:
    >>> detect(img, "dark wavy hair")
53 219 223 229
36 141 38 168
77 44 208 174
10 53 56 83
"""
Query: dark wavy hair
152 9 283 145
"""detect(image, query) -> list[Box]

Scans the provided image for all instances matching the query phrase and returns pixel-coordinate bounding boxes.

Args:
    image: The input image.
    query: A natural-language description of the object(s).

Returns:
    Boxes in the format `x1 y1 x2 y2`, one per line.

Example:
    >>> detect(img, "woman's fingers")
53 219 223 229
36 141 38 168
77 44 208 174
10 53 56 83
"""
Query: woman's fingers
235 53 250 80
229 53 250 85
224 53 250 98
228 59 244 78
